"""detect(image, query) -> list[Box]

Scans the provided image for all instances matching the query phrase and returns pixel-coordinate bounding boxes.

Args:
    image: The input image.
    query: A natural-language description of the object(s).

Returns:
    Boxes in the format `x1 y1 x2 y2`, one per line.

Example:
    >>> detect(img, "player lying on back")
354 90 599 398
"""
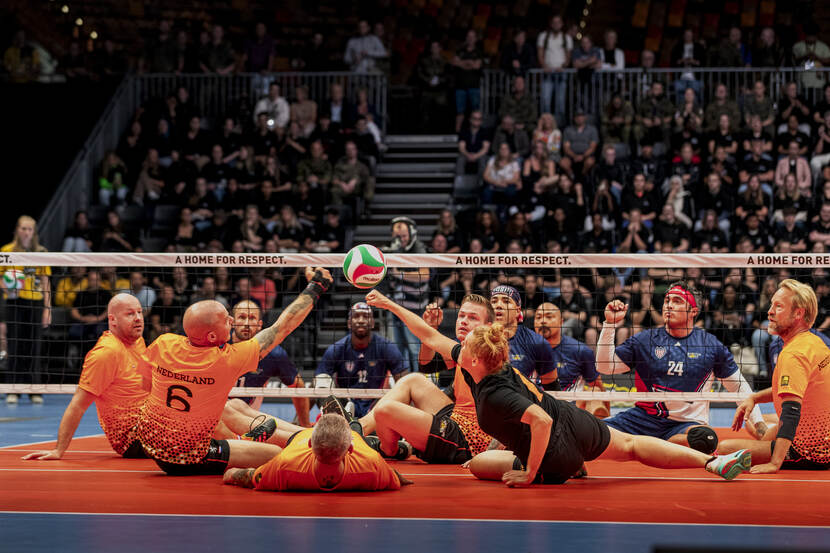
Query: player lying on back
720 279 830 473
223 413 411 491
596 282 765 454
364 289 752 486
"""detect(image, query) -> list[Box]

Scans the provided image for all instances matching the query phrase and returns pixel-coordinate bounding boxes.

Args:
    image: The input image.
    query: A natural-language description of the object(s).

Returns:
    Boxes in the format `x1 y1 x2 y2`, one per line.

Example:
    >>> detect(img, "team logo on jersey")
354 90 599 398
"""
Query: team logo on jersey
368 361 377 368
654 346 667 359
438 418 448 437
687 352 701 359
345 361 355 373
781 375 790 387
511 353 524 362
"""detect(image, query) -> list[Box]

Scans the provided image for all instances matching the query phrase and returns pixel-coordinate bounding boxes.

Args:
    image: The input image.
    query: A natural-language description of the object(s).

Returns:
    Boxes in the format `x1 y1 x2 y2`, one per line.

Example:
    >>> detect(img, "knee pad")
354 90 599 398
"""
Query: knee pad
687 426 718 454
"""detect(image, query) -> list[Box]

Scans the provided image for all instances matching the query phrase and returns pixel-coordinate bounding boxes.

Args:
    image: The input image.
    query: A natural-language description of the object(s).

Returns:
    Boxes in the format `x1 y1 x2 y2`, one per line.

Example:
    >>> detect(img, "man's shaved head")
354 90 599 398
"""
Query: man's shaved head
108 293 144 342
184 300 232 346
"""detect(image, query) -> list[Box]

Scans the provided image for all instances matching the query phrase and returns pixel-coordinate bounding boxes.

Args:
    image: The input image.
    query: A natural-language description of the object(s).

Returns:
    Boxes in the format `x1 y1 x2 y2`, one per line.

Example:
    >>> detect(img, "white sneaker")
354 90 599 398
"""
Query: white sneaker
6 393 19 404
30 394 43 404
705 449 752 480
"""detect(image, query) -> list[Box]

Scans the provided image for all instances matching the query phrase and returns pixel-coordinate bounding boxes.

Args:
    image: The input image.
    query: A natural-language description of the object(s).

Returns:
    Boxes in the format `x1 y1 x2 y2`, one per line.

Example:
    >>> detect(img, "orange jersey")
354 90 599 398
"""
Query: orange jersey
773 331 830 463
253 429 402 491
448 361 491 454
77 331 151 455
138 333 260 464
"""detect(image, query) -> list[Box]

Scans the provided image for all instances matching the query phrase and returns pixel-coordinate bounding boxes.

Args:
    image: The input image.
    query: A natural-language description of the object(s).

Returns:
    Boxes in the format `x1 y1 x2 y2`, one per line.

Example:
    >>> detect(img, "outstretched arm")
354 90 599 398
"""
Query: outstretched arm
22 388 97 460
596 300 632 375
365 290 458 359
223 467 256 488
254 267 332 359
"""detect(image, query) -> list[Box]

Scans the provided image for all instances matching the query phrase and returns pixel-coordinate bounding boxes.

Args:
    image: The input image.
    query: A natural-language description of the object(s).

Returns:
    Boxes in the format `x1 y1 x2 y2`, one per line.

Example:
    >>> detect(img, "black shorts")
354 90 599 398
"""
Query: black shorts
514 400 611 484
121 440 148 459
152 439 231 476
771 441 830 471
415 403 472 464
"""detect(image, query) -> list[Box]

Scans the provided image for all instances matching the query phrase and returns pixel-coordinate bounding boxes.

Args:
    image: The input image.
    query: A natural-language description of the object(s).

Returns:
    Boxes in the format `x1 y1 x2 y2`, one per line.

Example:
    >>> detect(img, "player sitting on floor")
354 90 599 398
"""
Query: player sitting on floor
596 282 765 454
347 294 494 464
721 279 830 472
314 302 409 418
23 294 152 460
223 299 310 428
222 413 412 491
364 290 752 485
488 286 557 390
137 267 332 476
534 302 609 418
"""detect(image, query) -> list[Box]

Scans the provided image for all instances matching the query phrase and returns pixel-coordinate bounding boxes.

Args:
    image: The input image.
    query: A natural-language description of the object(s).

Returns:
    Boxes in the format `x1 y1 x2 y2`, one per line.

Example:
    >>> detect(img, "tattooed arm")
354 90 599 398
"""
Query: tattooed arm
254 266 333 358
223 468 256 488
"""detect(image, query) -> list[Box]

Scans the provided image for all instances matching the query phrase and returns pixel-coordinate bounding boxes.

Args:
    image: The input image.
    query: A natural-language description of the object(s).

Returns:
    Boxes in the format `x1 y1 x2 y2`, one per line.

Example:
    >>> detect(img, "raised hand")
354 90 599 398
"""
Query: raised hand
604 300 628 326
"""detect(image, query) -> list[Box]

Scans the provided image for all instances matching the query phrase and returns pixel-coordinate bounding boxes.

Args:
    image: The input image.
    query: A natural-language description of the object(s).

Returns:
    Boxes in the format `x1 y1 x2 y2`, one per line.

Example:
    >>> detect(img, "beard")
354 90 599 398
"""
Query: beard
535 325 551 339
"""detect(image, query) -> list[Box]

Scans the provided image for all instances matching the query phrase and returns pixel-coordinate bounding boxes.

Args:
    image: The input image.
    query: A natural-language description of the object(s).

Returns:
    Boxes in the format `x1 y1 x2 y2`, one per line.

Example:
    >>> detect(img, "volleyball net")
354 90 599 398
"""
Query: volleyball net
0 251 824 404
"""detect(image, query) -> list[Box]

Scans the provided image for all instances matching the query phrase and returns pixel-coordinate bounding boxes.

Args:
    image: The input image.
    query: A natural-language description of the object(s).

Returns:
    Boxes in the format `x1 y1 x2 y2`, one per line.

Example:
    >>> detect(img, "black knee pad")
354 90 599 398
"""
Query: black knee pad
687 426 718 454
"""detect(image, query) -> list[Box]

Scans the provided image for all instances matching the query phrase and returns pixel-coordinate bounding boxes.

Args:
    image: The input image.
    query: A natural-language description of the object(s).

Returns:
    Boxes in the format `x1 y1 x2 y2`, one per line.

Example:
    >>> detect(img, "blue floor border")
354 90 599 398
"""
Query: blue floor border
1 513 828 553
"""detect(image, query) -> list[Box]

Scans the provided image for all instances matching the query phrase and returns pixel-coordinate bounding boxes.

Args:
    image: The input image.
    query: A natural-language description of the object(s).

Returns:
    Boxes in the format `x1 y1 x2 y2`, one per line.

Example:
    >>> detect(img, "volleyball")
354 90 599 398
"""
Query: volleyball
343 244 387 289
2 269 25 291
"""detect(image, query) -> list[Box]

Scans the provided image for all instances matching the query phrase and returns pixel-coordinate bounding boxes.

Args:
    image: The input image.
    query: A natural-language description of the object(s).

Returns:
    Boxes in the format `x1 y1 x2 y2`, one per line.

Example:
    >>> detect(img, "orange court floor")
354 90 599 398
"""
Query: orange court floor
2 430 830 553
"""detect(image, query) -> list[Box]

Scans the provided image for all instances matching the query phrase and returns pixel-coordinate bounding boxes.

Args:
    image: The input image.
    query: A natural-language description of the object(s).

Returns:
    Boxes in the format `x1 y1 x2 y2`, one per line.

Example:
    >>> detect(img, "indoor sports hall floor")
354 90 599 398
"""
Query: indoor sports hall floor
1 397 829 553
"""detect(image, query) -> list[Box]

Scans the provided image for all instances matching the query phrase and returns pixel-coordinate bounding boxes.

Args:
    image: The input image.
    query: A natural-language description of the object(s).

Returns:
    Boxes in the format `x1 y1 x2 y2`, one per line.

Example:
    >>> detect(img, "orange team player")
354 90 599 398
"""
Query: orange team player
720 278 830 472
349 294 494 463
223 413 412 491
137 266 333 476
23 294 151 460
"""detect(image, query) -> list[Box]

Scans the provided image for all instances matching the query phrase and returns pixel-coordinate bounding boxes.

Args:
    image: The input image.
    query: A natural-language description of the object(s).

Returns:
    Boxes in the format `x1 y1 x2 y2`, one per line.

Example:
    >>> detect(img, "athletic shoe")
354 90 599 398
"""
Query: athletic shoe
241 416 277 443
364 436 412 460
571 464 588 479
30 394 43 405
705 449 752 480
5 393 18 404
321 395 364 433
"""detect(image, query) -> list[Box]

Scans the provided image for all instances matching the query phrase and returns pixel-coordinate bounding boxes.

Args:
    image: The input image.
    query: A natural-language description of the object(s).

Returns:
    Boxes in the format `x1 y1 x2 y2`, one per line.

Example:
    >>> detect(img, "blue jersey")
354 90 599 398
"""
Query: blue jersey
316 334 409 417
614 327 738 422
509 325 555 381
769 329 830 369
551 334 599 391
234 346 298 405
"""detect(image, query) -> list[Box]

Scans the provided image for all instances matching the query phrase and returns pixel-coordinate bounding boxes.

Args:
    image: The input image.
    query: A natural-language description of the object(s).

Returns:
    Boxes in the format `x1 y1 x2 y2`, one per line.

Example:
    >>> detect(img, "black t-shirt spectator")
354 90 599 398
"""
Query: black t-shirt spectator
151 297 186 328
775 130 810 154
740 153 775 178
455 47 484 89
201 161 233 185
553 291 588 320
774 222 807 245
693 227 729 250
736 192 771 218
631 156 667 187
736 225 772 251
579 228 613 252
252 130 280 157
177 129 210 158
698 187 733 217
315 222 346 252
620 189 659 219
654 220 689 249
73 288 112 317
459 127 491 154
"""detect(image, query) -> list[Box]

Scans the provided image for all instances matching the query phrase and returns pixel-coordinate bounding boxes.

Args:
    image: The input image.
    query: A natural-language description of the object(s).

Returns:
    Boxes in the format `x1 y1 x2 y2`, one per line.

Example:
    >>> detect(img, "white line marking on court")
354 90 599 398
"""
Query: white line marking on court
0 434 104 449
0 511 827 529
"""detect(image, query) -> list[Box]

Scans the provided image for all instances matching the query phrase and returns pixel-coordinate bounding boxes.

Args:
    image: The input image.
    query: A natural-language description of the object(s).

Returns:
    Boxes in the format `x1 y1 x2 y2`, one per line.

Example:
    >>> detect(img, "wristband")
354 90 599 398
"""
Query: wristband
301 270 333 304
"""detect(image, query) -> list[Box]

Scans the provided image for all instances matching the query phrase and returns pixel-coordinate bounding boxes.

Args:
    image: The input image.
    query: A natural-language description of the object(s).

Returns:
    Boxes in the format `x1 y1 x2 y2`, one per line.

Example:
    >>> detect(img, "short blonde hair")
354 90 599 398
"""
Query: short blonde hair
466 323 509 374
311 414 352 465
778 278 818 327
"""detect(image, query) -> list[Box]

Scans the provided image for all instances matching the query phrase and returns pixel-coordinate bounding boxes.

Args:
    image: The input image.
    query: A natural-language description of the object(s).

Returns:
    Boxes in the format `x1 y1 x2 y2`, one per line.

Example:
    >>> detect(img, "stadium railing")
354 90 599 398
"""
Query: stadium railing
481 67 830 121
37 72 388 252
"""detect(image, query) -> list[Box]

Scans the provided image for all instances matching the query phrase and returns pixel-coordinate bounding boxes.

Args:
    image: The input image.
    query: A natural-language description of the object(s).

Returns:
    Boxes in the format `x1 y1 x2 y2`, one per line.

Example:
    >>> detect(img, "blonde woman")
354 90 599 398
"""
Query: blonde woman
2 215 51 404
532 113 562 161
364 289 753 486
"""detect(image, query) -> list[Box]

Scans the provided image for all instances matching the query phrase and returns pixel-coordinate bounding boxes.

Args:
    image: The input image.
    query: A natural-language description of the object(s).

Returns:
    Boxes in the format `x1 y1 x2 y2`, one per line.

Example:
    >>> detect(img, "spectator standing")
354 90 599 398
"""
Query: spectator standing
793 23 830 93
140 21 176 73
670 29 704 102
343 20 388 74
537 15 572 125
243 22 275 74
416 41 450 133
753 27 784 68
200 25 236 75
501 30 536 77
2 216 51 405
451 29 484 132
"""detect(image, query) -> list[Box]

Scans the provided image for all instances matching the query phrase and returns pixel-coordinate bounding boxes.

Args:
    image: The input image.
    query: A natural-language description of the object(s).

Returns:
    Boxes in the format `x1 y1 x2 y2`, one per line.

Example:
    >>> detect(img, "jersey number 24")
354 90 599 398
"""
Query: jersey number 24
667 361 684 376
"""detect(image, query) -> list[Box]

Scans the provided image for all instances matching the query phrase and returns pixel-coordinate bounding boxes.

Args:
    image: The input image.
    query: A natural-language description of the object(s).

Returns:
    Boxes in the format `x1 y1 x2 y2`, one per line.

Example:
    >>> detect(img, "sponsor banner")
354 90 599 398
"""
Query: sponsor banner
5 252 830 268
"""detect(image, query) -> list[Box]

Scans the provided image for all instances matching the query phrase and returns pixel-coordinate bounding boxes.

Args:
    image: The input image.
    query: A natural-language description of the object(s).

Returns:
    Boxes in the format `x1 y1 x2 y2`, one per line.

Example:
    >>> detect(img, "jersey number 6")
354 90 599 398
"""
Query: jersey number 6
166 385 193 412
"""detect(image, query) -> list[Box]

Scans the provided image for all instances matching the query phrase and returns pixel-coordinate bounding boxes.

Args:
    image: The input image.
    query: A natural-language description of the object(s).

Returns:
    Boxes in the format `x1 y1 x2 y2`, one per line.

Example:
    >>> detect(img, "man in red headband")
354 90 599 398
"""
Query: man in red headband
596 281 765 453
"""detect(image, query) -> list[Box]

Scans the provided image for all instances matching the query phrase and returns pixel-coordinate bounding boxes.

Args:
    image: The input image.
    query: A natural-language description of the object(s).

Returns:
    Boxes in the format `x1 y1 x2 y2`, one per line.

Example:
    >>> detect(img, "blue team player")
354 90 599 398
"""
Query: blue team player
489 286 557 389
535 302 609 418
228 300 310 427
596 281 765 453
315 302 409 417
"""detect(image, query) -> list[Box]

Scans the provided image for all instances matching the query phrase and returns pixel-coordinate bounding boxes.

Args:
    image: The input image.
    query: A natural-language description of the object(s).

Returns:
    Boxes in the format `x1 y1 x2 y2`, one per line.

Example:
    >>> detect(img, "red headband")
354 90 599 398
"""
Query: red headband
665 285 697 308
